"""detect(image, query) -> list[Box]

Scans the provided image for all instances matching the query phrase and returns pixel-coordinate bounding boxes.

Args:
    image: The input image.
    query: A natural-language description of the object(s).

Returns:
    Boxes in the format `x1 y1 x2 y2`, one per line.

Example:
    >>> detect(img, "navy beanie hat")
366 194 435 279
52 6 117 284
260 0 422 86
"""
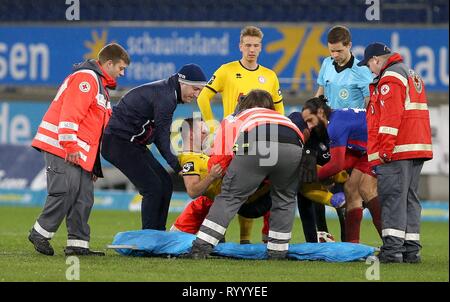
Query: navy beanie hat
177 64 207 86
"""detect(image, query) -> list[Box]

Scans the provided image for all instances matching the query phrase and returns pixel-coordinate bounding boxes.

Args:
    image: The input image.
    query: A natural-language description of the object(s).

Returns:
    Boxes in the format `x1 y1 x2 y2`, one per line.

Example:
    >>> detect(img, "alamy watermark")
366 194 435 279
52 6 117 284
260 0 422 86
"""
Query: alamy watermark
365 0 381 21
170 113 282 167
365 256 380 280
65 0 80 21
66 256 80 280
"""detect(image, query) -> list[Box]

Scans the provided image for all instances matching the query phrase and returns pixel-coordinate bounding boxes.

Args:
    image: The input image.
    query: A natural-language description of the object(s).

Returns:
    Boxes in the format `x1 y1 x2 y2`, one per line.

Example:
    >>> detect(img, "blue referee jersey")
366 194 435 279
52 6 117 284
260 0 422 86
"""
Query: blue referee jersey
317 55 372 109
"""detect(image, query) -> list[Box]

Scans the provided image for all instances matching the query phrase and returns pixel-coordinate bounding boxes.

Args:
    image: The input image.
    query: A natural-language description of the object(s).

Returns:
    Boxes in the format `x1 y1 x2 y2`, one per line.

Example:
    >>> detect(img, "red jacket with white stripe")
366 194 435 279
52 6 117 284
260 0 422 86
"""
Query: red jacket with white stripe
208 107 304 170
31 60 116 173
366 53 433 166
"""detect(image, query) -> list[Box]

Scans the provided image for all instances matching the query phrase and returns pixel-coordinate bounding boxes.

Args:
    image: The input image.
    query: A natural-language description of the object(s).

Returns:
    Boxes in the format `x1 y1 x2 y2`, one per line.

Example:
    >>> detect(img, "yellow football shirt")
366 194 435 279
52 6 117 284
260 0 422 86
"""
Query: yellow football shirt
178 152 222 200
197 61 284 123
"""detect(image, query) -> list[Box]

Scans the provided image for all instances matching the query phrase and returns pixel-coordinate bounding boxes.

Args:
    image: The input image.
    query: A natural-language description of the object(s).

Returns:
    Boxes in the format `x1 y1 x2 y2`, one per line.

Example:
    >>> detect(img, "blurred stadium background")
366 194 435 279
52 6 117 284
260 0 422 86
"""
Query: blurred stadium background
0 0 448 220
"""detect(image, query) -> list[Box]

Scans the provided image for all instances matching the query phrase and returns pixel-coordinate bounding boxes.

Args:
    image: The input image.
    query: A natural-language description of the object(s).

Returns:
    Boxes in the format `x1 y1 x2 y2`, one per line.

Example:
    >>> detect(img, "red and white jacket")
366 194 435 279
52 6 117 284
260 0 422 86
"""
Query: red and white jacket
208 107 304 170
366 53 433 166
32 60 115 173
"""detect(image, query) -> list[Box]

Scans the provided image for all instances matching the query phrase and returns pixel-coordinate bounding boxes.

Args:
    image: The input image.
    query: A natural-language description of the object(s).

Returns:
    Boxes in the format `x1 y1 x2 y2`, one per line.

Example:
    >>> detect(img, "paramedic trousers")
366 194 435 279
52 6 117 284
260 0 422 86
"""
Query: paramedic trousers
192 142 302 257
33 152 94 249
376 159 424 259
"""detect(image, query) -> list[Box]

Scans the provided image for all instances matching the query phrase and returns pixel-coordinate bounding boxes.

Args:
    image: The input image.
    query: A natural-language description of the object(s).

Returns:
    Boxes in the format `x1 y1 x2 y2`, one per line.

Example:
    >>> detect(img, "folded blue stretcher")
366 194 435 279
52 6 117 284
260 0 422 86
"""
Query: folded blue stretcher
109 230 375 262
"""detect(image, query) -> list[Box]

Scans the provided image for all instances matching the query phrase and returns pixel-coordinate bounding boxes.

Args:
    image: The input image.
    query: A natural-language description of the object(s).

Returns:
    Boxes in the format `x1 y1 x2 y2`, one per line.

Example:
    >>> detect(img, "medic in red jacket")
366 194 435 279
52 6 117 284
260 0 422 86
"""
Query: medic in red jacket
366 53 433 166
31 60 116 174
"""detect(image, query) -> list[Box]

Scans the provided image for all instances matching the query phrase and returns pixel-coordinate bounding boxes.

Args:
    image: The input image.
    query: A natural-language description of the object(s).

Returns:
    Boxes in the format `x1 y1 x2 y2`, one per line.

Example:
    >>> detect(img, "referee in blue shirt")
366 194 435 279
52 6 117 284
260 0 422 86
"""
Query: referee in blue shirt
309 26 373 242
316 26 373 109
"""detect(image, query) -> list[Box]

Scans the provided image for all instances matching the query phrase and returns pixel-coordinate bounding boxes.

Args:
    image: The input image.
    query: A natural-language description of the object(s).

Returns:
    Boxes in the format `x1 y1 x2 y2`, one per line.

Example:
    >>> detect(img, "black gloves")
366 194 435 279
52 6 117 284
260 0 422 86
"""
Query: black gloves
299 148 318 183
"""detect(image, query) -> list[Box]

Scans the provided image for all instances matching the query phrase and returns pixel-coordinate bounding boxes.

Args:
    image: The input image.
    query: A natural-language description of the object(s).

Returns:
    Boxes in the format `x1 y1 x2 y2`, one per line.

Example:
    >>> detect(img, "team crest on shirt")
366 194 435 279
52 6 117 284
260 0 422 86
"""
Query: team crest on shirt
207 75 216 86
79 82 91 92
339 88 349 100
380 84 390 95
182 162 195 173
258 76 266 84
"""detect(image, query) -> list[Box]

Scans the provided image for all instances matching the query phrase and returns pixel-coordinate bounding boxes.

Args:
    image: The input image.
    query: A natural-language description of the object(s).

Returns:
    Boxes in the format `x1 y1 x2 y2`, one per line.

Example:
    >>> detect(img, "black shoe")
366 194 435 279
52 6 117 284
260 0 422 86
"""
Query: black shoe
377 252 403 263
267 250 287 260
64 246 105 256
403 253 421 264
28 230 54 256
179 242 214 259
240 240 251 244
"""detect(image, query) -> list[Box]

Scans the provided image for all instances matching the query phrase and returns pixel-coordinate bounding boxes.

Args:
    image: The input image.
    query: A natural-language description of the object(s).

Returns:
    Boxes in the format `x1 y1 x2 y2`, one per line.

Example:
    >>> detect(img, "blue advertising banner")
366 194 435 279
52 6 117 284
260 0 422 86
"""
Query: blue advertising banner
0 101 302 146
0 25 448 91
0 188 447 222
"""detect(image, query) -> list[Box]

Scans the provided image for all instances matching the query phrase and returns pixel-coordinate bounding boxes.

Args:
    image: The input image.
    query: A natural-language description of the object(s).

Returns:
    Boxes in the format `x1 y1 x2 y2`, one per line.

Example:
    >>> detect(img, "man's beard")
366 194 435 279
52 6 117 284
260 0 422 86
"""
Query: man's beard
313 120 328 139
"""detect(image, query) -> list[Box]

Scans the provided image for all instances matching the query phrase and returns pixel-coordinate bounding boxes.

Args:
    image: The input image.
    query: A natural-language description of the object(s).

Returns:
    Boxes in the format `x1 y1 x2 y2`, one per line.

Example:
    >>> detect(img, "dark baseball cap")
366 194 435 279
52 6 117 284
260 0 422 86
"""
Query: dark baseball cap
357 42 392 66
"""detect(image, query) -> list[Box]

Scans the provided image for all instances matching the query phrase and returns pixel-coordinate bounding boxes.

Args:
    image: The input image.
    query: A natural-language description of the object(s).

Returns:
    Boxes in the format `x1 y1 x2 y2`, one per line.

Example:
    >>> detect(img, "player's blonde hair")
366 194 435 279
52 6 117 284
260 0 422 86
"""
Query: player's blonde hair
240 26 264 43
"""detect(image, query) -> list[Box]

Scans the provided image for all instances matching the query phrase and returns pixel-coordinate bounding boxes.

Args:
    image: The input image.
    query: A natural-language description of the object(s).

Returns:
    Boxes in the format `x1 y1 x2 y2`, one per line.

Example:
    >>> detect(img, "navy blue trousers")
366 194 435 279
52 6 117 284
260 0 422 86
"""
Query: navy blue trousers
101 133 173 230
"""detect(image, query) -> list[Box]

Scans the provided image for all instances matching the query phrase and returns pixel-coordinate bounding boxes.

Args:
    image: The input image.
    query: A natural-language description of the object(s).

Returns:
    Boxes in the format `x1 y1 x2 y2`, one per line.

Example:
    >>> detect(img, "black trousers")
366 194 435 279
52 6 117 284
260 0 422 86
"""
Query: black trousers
297 193 318 243
101 133 173 230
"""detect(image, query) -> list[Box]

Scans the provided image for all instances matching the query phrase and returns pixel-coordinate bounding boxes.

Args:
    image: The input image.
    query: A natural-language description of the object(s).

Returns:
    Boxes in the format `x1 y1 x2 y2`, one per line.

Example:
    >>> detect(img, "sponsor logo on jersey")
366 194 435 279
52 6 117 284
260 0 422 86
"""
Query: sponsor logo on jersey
182 162 195 173
207 75 216 86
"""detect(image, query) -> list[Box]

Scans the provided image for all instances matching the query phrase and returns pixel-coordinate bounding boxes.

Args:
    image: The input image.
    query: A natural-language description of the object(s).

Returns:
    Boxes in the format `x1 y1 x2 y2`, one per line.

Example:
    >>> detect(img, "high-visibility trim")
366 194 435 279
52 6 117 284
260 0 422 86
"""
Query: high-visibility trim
67 239 89 249
405 233 420 241
267 242 289 251
76 139 91 153
393 144 433 154
59 134 78 142
268 230 291 240
379 126 398 136
33 221 55 239
35 133 63 149
78 152 87 162
405 102 428 111
202 219 227 235
36 133 90 159
40 121 59 133
197 231 219 246
96 94 107 109
368 152 379 161
382 228 405 239
382 71 407 87
58 121 79 131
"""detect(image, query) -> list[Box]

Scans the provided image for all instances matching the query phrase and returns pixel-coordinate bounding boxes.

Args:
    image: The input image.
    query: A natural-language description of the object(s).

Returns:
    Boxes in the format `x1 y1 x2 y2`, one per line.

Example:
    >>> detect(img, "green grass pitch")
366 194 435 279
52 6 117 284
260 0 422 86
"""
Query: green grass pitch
0 207 448 282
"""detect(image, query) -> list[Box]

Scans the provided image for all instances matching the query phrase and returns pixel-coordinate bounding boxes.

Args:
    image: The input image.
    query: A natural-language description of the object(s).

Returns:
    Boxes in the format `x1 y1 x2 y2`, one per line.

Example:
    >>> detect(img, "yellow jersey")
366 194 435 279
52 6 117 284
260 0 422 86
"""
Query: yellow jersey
197 61 284 123
178 152 222 200
178 151 270 204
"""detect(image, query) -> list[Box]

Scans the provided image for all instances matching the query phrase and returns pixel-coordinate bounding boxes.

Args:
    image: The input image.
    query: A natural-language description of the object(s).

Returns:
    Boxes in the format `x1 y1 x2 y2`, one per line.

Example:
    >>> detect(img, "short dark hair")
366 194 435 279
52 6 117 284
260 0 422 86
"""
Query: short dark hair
327 25 351 46
302 95 332 119
98 43 130 65
181 117 203 133
236 89 275 112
